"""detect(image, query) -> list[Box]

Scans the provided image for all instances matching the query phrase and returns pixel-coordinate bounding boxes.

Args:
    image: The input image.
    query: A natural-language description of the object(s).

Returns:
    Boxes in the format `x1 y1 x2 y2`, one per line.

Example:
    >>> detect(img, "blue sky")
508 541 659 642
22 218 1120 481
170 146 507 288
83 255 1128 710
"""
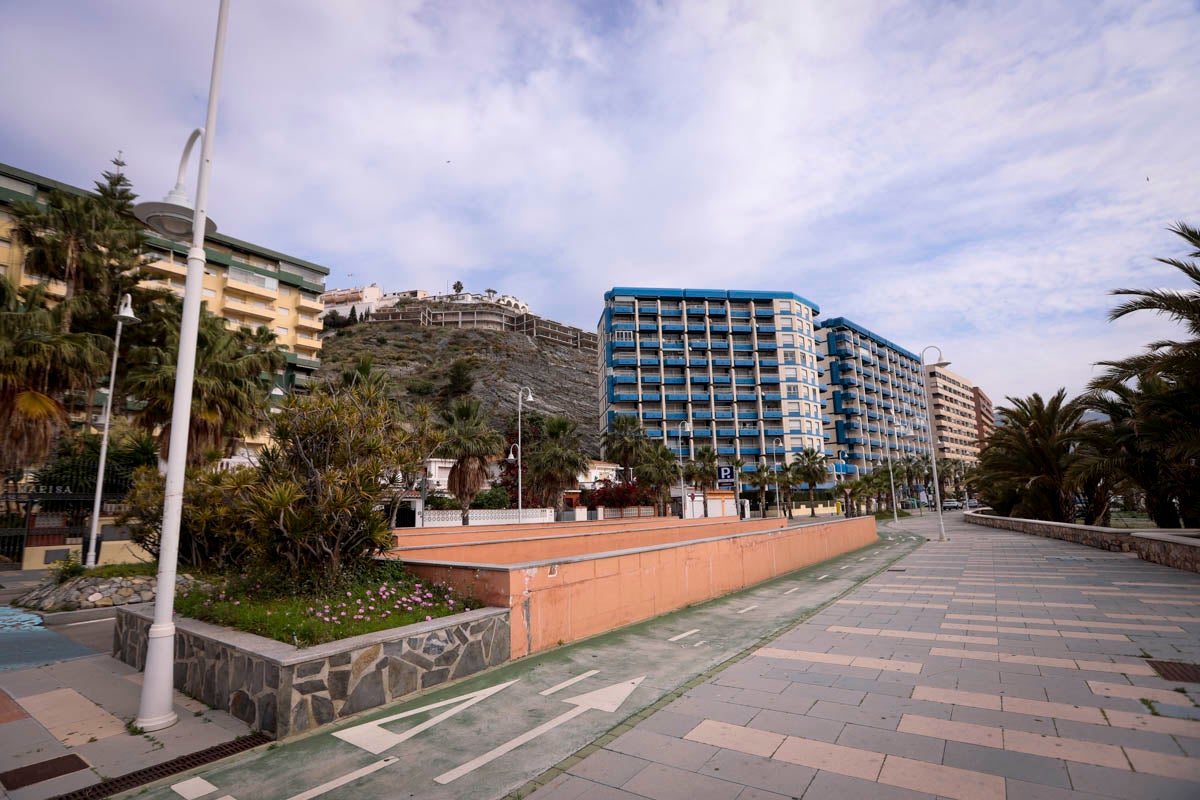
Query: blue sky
2 0 1197 402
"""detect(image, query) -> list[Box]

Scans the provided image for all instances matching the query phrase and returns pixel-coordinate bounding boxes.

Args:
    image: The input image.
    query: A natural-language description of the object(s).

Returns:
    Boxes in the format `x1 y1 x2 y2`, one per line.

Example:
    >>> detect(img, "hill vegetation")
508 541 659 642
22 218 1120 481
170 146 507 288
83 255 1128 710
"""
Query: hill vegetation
316 322 602 455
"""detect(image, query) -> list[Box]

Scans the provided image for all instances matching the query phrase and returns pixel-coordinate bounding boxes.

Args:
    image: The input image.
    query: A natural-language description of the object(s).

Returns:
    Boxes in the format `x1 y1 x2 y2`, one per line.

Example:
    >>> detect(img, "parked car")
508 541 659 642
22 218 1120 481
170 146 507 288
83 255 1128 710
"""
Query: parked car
966 499 982 508
941 499 963 511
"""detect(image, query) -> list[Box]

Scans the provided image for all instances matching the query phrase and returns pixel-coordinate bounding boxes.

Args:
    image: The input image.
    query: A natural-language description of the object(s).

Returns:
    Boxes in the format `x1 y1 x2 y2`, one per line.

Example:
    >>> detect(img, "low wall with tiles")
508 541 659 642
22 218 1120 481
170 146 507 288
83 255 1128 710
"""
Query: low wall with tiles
400 516 878 659
113 605 509 739
965 511 1200 573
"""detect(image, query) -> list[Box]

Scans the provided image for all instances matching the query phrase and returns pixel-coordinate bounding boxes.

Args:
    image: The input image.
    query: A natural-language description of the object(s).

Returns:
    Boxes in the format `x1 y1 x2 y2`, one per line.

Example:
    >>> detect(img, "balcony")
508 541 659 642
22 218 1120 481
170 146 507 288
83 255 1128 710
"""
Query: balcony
612 305 634 314
613 341 635 348
296 316 322 332
613 375 637 384
224 297 276 321
666 412 688 420
295 334 322 352
642 411 664 420
638 305 657 315
642 375 662 384
228 277 278 301
638 339 660 348
297 294 323 312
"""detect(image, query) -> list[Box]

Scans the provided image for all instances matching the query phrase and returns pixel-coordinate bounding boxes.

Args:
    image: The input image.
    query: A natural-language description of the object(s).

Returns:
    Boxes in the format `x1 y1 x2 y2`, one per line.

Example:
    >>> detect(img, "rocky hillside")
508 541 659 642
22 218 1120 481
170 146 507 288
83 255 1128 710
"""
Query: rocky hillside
316 322 602 455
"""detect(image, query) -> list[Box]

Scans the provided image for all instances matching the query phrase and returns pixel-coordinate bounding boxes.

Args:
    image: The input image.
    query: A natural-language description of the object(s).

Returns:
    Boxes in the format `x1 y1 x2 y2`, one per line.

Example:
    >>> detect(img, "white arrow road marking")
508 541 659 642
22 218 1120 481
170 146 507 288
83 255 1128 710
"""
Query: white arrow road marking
333 680 519 754
668 628 700 642
434 676 645 785
284 757 397 800
736 605 758 614
540 670 599 696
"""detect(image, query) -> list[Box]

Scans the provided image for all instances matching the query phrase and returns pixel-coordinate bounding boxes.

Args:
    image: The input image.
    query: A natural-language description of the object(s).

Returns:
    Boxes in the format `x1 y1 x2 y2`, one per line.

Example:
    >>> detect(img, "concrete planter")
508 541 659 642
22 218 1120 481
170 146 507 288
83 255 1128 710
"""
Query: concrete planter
113 605 509 739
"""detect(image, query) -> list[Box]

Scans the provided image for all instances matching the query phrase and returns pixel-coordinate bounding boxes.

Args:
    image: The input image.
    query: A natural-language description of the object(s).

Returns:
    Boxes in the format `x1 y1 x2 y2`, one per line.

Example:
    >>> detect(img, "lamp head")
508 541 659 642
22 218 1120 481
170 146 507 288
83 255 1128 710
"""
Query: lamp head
115 293 139 325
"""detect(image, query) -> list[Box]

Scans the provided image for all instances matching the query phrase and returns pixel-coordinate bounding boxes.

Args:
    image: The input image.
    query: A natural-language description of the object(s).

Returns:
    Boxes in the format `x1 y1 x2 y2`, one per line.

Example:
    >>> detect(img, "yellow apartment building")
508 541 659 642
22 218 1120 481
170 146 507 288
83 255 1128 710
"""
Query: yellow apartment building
0 162 327 391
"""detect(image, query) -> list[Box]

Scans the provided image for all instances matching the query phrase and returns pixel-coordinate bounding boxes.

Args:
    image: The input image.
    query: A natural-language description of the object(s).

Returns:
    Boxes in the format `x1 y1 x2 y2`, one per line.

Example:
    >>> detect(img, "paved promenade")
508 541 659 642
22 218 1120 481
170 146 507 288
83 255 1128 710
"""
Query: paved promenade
530 513 1200 800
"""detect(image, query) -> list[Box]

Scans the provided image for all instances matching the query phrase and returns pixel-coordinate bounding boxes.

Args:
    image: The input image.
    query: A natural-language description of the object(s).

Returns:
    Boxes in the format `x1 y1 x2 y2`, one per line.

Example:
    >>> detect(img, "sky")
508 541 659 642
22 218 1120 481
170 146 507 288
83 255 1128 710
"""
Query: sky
2 0 1197 403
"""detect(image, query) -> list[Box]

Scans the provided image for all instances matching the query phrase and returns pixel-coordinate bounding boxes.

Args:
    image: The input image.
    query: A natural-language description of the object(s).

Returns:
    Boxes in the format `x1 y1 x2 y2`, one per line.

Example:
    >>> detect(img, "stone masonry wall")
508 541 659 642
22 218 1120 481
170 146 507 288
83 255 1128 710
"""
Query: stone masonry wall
964 512 1135 551
114 606 510 738
965 512 1200 573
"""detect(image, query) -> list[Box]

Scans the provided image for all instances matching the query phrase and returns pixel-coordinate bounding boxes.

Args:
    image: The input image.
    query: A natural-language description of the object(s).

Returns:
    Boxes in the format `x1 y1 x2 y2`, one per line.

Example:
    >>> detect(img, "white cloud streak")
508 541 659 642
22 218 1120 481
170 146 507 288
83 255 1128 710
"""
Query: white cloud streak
1 0 1197 400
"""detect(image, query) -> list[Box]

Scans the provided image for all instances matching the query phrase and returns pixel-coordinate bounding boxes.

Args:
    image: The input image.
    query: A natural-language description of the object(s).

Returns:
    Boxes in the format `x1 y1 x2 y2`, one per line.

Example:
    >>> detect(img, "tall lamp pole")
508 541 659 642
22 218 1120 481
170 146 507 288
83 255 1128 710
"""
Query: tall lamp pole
772 437 784 518
677 420 691 518
85 294 138 568
131 0 230 732
882 415 899 524
516 386 534 523
921 346 951 543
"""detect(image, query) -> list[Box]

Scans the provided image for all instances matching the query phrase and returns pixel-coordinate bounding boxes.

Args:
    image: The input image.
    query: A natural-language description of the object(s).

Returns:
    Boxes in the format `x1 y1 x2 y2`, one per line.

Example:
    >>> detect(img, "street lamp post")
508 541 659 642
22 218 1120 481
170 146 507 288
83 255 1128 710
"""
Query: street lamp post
131 0 230 732
85 294 138 569
921 346 951 543
882 415 900 524
516 387 534 523
772 437 784 518
677 421 691 519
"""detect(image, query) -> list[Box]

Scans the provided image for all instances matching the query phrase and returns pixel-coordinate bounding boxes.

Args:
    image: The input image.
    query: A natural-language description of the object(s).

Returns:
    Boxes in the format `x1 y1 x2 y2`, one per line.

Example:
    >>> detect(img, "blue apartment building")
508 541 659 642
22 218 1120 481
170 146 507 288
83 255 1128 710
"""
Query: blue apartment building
598 288 828 489
818 317 933 482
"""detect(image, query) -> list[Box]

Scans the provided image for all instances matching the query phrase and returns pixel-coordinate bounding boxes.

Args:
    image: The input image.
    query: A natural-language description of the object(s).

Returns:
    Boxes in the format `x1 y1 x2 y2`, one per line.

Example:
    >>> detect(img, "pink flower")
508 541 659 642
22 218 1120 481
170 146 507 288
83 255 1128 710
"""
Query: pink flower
425 616 432 621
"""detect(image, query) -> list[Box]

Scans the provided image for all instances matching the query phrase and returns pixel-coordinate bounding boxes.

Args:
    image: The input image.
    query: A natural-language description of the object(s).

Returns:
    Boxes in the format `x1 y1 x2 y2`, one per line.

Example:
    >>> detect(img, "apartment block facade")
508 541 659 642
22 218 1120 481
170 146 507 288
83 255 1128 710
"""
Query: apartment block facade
598 288 825 487
817 317 933 481
0 162 328 389
925 364 981 463
973 386 996 447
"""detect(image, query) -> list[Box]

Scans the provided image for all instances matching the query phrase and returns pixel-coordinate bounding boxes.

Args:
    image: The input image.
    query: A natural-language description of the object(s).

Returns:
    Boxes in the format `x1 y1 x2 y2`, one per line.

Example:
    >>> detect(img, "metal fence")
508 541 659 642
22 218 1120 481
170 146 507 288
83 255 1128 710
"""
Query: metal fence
0 492 127 570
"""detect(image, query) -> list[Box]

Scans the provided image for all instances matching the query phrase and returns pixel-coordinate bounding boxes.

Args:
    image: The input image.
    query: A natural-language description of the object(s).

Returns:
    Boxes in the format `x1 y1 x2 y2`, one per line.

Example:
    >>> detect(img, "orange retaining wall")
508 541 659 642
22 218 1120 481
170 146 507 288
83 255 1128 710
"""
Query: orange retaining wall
392 516 705 548
392 517 783 562
400 516 877 659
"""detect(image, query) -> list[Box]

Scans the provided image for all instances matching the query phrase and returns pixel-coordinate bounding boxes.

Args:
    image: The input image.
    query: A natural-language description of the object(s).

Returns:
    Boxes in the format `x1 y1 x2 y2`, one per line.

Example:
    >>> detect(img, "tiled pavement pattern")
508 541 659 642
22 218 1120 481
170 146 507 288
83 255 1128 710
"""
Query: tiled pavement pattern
0 643 250 800
529 514 1200 799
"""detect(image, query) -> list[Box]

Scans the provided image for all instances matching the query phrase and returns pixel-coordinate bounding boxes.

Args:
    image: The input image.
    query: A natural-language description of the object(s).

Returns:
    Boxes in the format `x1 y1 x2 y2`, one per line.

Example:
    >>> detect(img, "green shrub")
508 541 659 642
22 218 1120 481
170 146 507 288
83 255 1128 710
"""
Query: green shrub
49 550 87 584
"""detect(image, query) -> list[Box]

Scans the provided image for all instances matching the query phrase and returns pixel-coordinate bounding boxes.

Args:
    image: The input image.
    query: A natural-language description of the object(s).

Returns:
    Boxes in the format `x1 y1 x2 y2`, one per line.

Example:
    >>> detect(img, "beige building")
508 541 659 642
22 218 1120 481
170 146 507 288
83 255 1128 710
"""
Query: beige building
0 162 328 391
973 386 996 448
924 364 983 464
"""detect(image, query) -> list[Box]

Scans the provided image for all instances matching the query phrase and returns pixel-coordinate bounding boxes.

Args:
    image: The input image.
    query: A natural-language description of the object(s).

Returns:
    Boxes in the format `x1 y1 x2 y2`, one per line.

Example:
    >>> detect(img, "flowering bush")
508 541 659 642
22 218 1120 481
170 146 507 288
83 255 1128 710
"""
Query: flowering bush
175 567 475 647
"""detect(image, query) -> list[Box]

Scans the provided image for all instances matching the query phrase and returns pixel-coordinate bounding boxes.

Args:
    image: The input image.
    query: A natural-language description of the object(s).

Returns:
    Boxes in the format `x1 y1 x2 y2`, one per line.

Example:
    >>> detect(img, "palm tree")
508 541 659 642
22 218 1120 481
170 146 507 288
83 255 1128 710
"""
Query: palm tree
127 310 284 464
634 443 679 517
975 389 1086 522
1093 221 1200 387
0 279 106 470
439 398 503 524
526 416 590 515
791 448 827 516
11 191 106 333
746 461 775 518
602 414 646 482
690 446 719 517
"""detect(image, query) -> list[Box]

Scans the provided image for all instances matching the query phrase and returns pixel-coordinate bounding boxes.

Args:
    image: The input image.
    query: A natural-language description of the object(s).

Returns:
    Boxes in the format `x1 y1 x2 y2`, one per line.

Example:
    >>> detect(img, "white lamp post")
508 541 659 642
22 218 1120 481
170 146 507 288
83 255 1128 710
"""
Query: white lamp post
921 346 951 543
516 387 534 523
85 294 138 569
772 437 784 518
131 0 230 732
882 414 899 525
677 420 691 518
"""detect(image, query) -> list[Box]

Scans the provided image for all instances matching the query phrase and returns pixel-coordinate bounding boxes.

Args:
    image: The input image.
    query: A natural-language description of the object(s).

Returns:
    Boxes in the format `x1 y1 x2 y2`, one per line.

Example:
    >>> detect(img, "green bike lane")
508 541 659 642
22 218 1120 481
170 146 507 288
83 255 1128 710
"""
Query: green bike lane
123 525 923 800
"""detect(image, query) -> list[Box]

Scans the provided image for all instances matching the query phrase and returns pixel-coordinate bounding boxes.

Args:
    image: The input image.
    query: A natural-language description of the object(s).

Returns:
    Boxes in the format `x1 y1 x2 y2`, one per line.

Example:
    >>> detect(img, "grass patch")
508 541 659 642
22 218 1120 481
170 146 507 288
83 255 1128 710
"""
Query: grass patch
874 510 912 520
85 562 160 579
175 563 477 647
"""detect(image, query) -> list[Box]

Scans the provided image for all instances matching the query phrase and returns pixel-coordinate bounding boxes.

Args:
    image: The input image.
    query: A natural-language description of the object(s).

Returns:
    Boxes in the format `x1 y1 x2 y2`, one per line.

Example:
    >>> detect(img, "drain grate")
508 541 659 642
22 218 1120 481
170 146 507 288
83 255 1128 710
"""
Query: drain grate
1146 660 1200 683
48 732 270 800
886 568 906 572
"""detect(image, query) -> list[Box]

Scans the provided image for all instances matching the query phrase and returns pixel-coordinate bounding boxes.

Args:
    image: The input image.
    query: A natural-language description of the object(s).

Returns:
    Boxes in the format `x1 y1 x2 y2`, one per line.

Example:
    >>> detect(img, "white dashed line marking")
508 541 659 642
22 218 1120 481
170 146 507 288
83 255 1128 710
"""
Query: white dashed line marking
737 605 758 614
668 628 700 642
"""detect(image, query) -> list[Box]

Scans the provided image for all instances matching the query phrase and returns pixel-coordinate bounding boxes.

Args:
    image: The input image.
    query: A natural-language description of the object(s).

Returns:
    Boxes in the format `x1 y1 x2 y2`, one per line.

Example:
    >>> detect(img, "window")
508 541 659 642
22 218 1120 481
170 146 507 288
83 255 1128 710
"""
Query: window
275 326 289 336
788 402 801 414
202 288 216 298
781 334 794 346
228 265 279 291
785 367 798 380
787 385 800 398
784 351 797 364
614 330 634 341
277 306 290 315
280 262 326 287
0 175 34 195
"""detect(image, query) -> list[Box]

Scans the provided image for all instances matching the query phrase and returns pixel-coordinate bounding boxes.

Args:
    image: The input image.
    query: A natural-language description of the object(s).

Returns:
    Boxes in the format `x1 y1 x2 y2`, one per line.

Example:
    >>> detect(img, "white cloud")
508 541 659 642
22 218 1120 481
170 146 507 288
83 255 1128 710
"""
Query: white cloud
1 0 1197 401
